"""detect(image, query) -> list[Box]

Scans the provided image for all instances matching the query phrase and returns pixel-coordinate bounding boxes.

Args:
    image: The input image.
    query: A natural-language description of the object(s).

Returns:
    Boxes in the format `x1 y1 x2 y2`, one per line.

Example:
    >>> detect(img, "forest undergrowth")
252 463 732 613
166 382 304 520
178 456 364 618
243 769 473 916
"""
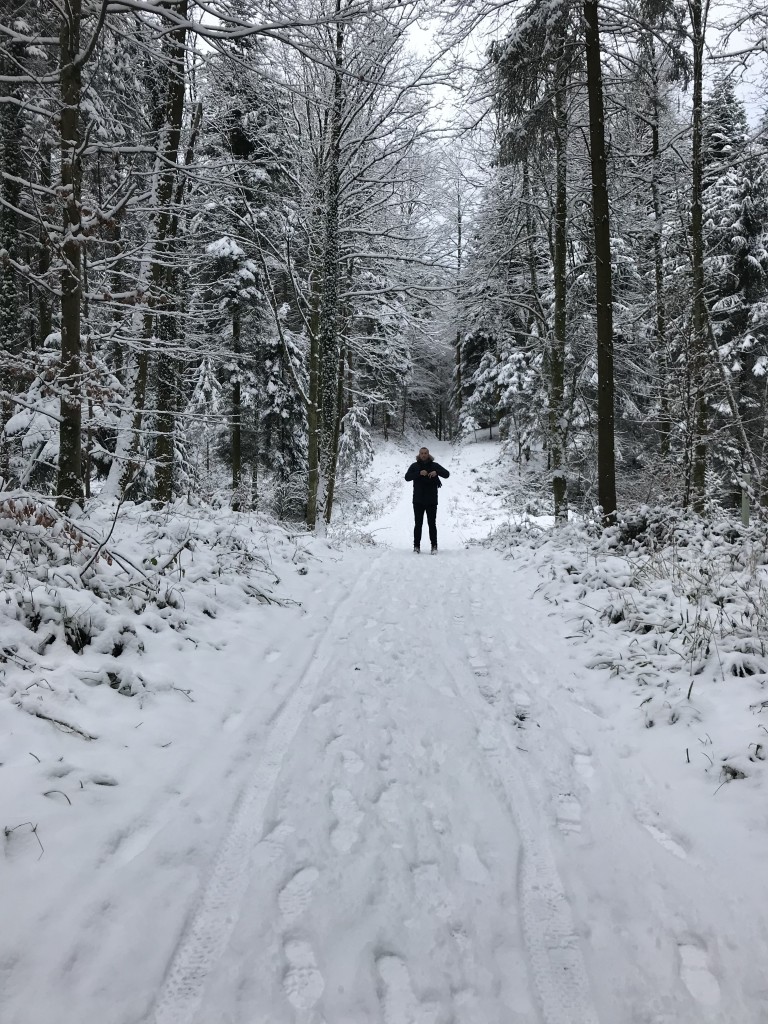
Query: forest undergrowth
492 507 768 791
0 495 313 740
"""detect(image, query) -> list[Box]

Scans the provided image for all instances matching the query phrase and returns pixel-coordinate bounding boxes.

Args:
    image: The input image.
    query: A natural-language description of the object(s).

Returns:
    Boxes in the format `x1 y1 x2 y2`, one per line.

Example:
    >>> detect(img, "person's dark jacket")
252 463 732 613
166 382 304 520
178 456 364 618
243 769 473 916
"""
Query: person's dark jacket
405 459 450 505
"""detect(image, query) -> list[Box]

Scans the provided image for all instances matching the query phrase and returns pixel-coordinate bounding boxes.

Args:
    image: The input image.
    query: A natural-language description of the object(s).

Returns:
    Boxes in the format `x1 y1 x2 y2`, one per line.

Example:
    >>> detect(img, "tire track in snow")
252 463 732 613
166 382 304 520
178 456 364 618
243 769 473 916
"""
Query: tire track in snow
462 687 599 1024
499 618 697 871
147 556 383 1024
429 562 600 1024
490 581 734 1024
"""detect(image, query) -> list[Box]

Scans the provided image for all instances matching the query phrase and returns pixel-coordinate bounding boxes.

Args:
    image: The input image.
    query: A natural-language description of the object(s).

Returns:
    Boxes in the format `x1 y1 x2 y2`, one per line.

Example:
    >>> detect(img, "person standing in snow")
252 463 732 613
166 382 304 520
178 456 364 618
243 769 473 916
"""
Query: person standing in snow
405 447 450 553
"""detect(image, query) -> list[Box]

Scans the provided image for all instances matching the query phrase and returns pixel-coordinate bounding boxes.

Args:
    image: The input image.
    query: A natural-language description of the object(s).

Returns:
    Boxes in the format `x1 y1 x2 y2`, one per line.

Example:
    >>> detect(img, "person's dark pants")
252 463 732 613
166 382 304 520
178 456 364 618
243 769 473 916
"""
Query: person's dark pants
413 502 438 549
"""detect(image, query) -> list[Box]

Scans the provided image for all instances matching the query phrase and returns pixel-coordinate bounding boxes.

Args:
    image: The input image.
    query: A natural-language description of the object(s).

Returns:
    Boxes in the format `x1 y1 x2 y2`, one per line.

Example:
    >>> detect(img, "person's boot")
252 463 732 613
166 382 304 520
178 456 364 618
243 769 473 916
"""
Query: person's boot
431 545 438 555
413 547 420 553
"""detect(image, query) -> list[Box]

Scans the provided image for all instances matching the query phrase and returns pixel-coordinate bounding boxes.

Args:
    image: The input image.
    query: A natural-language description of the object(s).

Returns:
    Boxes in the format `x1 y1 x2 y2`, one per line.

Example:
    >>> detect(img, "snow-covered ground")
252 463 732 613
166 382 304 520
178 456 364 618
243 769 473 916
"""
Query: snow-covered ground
3 437 768 1024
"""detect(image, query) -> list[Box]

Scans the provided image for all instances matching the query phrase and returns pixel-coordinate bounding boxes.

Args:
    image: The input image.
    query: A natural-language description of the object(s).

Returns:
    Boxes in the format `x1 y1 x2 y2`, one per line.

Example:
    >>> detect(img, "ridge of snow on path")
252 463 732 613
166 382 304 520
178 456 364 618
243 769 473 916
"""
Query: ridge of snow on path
5 437 768 1023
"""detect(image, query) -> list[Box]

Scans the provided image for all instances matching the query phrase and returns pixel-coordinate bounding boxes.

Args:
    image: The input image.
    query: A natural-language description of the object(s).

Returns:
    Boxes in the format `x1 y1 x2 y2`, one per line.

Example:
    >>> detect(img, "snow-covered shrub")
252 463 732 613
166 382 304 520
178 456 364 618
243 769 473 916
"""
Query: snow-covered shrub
0 495 290 717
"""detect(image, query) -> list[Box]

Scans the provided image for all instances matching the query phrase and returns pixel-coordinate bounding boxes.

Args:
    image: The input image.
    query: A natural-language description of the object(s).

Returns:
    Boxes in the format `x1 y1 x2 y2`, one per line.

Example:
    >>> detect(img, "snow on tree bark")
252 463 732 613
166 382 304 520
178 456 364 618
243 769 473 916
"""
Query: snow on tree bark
584 0 617 524
56 0 85 510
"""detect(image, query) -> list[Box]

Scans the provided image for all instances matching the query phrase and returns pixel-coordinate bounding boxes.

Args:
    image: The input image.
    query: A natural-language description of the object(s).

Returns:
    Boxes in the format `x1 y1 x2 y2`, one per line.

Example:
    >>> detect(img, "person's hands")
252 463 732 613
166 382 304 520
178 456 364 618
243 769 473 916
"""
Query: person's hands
420 469 429 477
428 471 437 478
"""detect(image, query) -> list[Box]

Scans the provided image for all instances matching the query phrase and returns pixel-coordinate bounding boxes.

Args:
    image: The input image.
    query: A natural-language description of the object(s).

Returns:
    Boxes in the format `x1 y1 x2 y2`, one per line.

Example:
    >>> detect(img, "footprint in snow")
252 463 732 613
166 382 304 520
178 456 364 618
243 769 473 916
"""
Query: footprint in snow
470 656 489 678
678 942 720 1005
312 696 333 717
556 794 582 835
283 939 325 1010
476 721 500 752
412 862 456 920
375 781 401 823
573 751 595 780
110 823 161 867
430 740 448 767
324 734 344 754
278 866 319 924
455 843 491 884
376 954 439 1024
478 681 499 704
514 689 532 711
222 711 243 733
342 749 365 774
257 821 296 864
330 787 363 852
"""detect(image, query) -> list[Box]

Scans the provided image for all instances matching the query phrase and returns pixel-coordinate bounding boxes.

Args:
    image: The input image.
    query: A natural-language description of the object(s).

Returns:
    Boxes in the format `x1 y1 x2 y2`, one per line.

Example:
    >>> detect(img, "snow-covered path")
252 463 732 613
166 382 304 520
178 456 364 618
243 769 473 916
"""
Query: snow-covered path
152 548 598 1024
5 439 768 1024
149 556 767 1024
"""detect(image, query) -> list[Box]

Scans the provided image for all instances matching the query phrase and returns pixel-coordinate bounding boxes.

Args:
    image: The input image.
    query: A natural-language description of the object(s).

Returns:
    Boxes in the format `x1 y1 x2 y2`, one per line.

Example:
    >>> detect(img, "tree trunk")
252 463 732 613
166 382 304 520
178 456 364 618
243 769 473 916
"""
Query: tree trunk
231 308 242 509
688 0 708 511
454 179 463 413
323 345 346 525
522 158 538 302
306 274 322 528
319 4 344 473
551 60 568 526
38 143 53 348
584 0 617 524
649 60 671 459
82 248 92 498
154 309 177 504
0 36 24 482
56 0 84 509
760 376 768 505
149 1 188 502
104 0 188 501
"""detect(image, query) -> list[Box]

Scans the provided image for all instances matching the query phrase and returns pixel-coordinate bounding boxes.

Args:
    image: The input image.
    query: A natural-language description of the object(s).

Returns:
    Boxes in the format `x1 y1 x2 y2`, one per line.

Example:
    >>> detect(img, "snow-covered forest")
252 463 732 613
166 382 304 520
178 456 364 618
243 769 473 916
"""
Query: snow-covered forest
5 0 768 520
4 0 768 1021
